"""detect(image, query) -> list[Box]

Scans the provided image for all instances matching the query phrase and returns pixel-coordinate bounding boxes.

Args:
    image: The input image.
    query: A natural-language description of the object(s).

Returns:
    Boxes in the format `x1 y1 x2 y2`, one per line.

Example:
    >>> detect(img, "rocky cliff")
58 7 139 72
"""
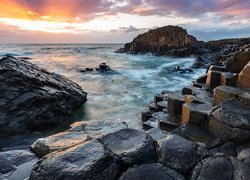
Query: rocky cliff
116 25 250 58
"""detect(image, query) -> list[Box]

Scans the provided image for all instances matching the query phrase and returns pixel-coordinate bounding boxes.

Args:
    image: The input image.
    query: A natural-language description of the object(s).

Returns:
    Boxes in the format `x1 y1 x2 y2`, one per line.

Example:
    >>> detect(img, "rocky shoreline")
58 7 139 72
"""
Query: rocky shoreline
0 29 250 179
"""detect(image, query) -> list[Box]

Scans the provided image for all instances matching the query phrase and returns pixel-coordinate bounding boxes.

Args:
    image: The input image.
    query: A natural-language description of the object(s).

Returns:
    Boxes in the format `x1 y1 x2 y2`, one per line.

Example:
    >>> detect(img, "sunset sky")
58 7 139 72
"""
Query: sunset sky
0 0 249 43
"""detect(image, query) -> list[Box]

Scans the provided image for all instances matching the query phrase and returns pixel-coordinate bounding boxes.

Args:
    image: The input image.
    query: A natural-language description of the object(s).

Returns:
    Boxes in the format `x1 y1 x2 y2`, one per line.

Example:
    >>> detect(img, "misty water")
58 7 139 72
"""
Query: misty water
0 44 205 147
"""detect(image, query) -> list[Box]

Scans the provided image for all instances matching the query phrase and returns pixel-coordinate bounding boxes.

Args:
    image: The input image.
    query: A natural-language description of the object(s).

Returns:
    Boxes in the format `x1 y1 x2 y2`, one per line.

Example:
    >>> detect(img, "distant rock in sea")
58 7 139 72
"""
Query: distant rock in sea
0 56 87 137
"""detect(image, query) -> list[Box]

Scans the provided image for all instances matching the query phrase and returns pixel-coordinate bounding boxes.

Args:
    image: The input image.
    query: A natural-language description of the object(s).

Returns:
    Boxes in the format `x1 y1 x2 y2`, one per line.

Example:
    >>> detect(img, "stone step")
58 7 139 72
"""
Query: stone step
181 101 213 125
205 70 222 89
156 101 168 111
213 85 248 105
141 111 153 122
142 117 159 130
167 93 185 115
220 72 238 86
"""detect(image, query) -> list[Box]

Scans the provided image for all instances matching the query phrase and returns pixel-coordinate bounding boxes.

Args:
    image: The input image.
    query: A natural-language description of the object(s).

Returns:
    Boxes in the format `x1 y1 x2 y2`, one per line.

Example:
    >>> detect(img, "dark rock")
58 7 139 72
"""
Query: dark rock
86 67 94 71
0 150 38 180
210 142 237 157
156 134 199 174
100 129 156 166
82 120 128 139
209 98 250 143
220 72 238 86
237 146 250 166
31 131 89 157
231 157 250 180
30 140 119 180
205 70 221 89
146 127 169 141
172 124 217 148
141 111 153 122
190 156 233 180
154 93 164 104
168 93 185 115
0 56 87 137
143 117 159 130
119 163 185 180
156 101 168 111
158 113 181 131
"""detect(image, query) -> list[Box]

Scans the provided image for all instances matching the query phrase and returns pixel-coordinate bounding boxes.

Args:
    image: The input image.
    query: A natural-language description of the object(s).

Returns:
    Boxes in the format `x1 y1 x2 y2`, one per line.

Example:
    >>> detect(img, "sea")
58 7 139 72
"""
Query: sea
0 44 205 147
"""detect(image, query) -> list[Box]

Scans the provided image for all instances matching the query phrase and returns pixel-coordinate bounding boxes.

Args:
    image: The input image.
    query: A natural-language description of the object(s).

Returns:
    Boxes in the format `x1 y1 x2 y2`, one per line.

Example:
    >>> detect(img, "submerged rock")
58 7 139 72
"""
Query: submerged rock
31 131 89 157
100 129 156 166
30 139 119 180
119 163 185 180
0 150 38 180
0 56 87 137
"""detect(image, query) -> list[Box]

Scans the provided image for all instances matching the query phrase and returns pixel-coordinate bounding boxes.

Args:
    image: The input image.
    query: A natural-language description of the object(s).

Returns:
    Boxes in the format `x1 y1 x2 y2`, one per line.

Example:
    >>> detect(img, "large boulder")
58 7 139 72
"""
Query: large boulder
209 98 250 143
30 139 119 180
100 129 156 166
228 50 250 73
0 150 38 180
0 56 87 137
190 156 233 180
237 60 250 88
31 131 89 157
156 134 200 174
119 163 185 180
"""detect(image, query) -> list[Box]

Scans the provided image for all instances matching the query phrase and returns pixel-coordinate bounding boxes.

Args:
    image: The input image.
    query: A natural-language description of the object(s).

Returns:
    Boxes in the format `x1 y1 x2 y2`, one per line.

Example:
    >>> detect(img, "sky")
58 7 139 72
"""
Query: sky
0 0 249 43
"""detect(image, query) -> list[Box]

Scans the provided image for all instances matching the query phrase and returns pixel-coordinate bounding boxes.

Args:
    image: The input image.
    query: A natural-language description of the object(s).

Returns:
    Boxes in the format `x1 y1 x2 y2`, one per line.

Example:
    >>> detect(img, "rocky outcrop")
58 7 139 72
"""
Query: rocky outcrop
0 56 87 137
116 25 250 58
117 25 201 56
30 140 120 180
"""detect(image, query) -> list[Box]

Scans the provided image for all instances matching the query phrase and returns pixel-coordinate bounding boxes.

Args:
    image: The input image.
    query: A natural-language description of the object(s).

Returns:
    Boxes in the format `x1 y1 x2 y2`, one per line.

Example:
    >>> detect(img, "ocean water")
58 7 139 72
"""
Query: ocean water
0 44 205 141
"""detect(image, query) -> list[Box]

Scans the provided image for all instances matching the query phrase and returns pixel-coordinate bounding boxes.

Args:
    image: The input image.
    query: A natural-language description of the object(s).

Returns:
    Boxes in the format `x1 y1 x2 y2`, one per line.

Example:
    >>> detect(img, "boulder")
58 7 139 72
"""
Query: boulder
213 86 247 105
146 127 169 141
82 120 128 139
237 92 250 107
156 101 168 111
190 156 233 180
220 72 238 86
172 124 218 148
156 134 199 174
205 70 221 89
182 101 212 125
0 150 38 180
100 129 156 166
141 111 153 122
0 56 87 137
168 93 185 115
237 60 250 88
237 147 250 166
230 50 250 73
143 117 159 130
231 158 250 180
31 131 89 157
209 98 250 143
209 142 237 157
30 140 119 180
119 163 185 180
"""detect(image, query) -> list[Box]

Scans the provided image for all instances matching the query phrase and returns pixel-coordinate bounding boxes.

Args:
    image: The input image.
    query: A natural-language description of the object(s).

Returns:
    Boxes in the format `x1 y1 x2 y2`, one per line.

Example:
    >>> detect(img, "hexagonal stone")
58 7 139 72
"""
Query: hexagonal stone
31 131 89 157
100 129 156 166
30 140 119 180
205 70 221 89
220 72 238 86
190 156 233 180
146 127 169 141
237 60 250 88
209 98 250 143
156 135 199 174
119 163 184 180
168 93 185 115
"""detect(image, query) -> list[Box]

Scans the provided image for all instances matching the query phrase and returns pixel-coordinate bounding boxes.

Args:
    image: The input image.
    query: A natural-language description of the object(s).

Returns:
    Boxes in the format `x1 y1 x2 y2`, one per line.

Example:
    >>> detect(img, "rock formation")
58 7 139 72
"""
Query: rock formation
0 56 87 137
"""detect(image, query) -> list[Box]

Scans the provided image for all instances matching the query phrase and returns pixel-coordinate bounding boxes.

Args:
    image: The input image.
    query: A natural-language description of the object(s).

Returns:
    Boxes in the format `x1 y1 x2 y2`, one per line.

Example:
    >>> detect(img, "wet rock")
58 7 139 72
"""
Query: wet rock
86 67 94 71
213 85 247 106
231 157 250 180
172 124 217 148
156 134 199 174
156 101 168 111
190 156 233 180
209 98 250 143
119 163 185 180
30 140 119 180
237 60 250 88
97 63 111 72
154 93 164 104
146 127 169 141
0 56 87 137
31 131 89 157
143 117 159 130
237 147 250 166
100 129 156 166
158 113 181 131
0 150 38 180
196 74 207 84
148 103 158 112
82 120 128 139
